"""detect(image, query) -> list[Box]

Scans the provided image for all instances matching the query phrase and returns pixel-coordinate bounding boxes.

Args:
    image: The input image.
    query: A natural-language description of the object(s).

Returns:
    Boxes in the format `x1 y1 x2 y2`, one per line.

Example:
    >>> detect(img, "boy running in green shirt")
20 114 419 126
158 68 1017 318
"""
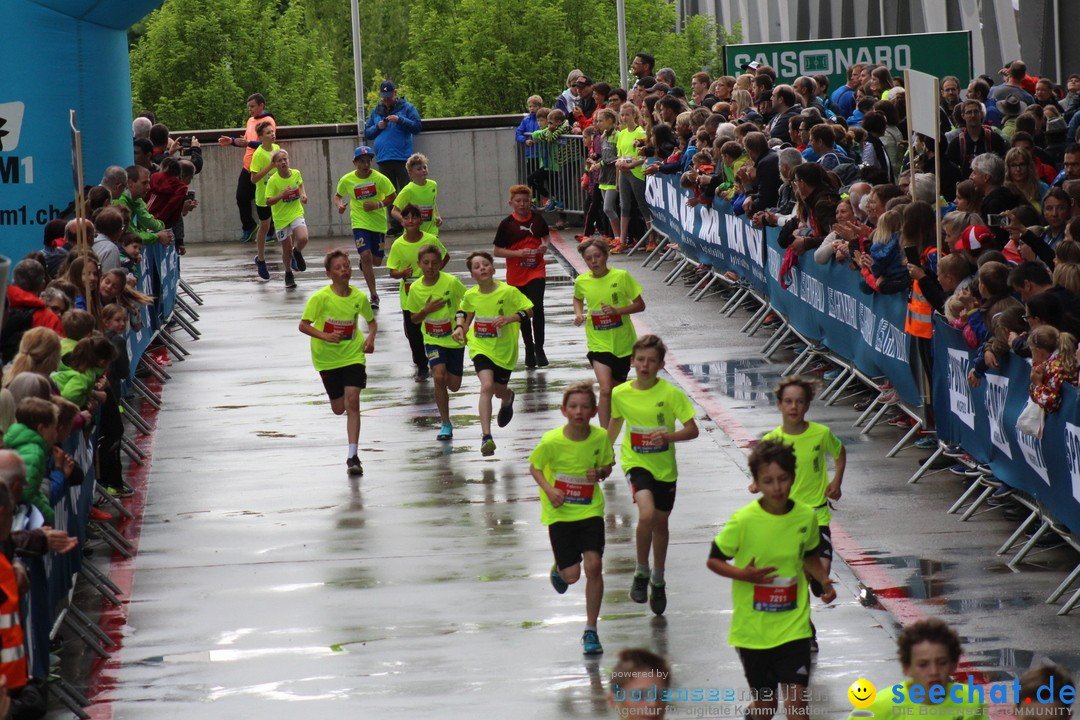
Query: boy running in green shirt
760 377 845 651
452 251 533 457
529 381 615 656
249 120 279 280
607 335 698 615
708 440 836 720
404 243 466 441
335 146 397 307
298 250 378 476
387 204 449 382
391 153 442 236
264 150 309 289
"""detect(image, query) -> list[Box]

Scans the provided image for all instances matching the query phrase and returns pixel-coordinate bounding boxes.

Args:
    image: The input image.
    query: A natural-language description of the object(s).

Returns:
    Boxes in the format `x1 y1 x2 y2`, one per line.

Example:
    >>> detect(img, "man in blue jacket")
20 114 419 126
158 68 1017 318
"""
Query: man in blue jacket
365 80 422 236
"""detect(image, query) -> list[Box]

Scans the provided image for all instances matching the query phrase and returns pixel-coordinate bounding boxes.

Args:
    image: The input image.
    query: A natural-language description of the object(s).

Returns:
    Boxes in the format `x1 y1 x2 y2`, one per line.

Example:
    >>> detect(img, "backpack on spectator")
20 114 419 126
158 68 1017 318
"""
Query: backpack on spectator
819 151 859 185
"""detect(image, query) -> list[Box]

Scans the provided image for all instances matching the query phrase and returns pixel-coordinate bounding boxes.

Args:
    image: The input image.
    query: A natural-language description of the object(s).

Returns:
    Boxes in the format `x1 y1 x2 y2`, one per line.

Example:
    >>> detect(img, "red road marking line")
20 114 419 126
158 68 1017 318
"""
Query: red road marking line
85 348 170 719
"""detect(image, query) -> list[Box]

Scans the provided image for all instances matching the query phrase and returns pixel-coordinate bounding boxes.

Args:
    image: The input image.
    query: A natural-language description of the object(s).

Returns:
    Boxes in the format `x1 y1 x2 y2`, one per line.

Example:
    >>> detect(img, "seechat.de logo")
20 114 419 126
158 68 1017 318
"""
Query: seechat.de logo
0 101 25 152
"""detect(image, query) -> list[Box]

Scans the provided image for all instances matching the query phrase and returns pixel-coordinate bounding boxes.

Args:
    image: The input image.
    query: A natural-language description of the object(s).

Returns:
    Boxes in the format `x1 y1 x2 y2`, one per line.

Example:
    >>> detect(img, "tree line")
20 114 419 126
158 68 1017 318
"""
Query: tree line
130 0 739 130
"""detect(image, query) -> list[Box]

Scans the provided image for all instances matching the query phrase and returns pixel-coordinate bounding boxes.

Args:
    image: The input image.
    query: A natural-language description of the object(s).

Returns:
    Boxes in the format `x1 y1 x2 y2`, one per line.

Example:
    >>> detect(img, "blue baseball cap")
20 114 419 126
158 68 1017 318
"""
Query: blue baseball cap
379 80 396 98
353 146 375 159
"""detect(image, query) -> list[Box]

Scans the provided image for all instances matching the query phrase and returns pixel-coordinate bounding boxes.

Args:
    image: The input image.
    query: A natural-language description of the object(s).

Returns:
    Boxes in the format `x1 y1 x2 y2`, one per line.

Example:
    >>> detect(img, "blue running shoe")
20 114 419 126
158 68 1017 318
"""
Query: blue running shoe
550 564 568 594
581 629 603 655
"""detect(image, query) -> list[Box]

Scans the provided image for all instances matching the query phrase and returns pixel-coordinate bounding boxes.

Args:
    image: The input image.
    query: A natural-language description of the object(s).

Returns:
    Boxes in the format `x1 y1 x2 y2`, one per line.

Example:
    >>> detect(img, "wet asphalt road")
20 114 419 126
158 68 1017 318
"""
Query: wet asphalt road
85 231 1077 719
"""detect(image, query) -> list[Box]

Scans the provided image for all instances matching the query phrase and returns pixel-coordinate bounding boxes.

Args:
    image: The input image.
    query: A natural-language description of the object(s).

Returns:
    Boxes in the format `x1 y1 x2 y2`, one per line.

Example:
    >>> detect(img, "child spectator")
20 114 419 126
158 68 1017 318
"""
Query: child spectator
945 292 978 330
64 254 102 314
51 336 115 410
587 108 620 244
102 304 131 401
516 95 543 177
967 261 1024 387
96 307 130 497
528 381 614 656
265 149 310 290
2 397 58 522
717 140 749 201
60 309 96 356
1028 325 1079 413
146 157 192 229
578 127 606 239
391 153 442 237
99 269 153 332
528 108 572 221
335 145 397 306
47 397 83 504
120 233 143 284
857 208 909 294
707 440 835 720
681 150 716 206
3 327 61 387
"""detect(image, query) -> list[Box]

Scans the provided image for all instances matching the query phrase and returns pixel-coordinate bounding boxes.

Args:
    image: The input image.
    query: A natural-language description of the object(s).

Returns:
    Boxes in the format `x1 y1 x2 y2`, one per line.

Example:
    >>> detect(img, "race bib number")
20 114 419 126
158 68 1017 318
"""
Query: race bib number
554 473 594 505
403 280 413 295
419 205 434 221
752 576 798 612
353 182 377 199
629 426 668 454
473 317 501 339
284 186 301 202
324 317 355 341
424 318 452 338
519 256 539 269
590 310 623 330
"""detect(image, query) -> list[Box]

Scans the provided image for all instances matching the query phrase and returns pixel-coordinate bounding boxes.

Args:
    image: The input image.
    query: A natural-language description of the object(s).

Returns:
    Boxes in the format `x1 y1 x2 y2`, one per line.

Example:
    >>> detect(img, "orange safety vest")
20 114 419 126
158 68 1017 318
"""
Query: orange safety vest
0 554 27 691
905 247 936 339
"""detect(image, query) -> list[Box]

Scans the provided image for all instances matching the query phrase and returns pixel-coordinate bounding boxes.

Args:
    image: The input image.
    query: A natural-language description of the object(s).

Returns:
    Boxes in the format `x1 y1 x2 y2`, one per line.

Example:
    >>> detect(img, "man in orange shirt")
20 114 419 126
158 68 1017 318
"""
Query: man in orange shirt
218 93 277 242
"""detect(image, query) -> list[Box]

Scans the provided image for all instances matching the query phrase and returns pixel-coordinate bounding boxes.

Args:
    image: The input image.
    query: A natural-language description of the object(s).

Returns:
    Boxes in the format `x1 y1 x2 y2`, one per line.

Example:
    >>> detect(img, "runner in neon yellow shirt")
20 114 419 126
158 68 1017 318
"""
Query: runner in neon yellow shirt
249 120 279 281
403 243 464 442
849 618 987 719
391 153 442 235
708 440 835 720
264 149 309 290
760 377 845 646
452 251 533 457
607 335 698 615
573 237 646 427
298 250 378 476
335 145 397 307
529 382 615 656
386 204 449 382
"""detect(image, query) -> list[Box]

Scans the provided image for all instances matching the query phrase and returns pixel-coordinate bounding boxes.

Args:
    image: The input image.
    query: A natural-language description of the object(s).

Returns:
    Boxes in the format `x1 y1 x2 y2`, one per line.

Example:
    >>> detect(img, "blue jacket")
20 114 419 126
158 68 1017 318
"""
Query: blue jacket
516 113 541 158
365 98 422 162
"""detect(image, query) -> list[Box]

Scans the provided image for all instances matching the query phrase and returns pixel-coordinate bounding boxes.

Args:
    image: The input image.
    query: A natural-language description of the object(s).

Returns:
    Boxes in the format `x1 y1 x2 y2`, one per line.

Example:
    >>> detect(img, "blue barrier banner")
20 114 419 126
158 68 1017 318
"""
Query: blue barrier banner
645 174 770 295
932 317 1080 532
646 171 920 406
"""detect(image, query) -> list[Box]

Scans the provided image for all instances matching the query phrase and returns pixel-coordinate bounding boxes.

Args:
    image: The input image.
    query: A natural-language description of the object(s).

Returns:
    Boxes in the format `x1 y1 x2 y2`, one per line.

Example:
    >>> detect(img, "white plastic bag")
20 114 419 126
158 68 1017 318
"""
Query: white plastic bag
1017 398 1045 439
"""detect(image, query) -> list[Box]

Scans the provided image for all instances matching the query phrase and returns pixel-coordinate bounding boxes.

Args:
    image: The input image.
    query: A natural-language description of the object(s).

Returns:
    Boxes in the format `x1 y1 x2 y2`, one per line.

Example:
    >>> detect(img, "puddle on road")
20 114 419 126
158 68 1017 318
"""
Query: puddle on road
674 358 785 406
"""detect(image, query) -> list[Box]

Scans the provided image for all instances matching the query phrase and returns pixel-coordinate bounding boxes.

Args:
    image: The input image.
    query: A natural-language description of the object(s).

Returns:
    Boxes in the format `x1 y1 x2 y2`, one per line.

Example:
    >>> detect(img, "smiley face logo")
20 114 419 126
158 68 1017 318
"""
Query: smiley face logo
848 679 876 708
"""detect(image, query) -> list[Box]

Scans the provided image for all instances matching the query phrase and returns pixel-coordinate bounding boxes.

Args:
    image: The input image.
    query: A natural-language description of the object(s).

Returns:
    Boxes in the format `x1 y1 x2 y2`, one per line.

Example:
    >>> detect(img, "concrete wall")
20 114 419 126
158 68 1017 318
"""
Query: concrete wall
184 127 521 243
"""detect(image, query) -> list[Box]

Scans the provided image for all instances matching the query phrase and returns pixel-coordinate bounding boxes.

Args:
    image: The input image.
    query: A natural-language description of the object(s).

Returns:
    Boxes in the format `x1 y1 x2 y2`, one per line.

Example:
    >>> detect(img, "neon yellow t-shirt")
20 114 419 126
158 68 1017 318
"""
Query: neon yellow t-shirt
761 422 843 526
616 126 648 180
265 169 305 229
393 180 440 235
529 425 614 525
386 233 448 307
713 499 820 649
403 271 466 349
336 169 396 232
852 681 987 719
300 284 375 371
573 268 642 357
250 143 280 207
611 378 695 482
460 281 533 370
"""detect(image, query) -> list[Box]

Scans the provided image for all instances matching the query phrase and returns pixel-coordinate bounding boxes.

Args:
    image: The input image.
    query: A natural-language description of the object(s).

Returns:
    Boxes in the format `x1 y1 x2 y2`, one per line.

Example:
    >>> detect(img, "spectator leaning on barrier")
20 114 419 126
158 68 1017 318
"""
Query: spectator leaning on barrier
1 260 66 366
737 131 781 215
115 165 172 247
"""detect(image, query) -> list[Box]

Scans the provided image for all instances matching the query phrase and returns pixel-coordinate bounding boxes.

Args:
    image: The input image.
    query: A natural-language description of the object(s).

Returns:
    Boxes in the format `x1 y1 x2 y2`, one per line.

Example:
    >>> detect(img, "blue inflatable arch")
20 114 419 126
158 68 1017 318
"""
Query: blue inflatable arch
1 0 162 268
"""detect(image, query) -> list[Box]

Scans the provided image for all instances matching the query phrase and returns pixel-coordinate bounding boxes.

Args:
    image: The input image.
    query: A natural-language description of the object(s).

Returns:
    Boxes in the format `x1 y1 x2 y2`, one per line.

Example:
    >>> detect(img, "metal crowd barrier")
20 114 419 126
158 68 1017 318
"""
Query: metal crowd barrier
515 133 587 216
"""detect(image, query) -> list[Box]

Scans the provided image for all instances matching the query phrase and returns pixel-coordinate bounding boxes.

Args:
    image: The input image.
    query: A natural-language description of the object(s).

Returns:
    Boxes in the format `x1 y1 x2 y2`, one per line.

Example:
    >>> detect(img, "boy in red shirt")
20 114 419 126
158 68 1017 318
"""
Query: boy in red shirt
492 184 550 368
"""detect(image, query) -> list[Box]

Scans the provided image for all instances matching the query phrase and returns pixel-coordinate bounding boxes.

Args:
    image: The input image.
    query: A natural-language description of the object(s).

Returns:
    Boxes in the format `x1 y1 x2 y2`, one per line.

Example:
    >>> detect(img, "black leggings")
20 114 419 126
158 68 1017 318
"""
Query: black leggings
516 278 546 353
97 390 124 488
402 309 427 371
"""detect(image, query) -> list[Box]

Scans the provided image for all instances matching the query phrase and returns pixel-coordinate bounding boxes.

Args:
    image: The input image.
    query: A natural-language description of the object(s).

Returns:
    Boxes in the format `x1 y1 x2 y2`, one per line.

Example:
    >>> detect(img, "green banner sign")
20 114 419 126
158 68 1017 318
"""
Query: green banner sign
724 31 972 94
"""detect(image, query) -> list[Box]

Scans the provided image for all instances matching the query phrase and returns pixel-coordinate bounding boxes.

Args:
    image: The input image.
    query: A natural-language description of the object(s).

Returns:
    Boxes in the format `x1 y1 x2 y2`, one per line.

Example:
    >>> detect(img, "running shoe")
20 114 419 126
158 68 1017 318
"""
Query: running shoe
942 444 967 458
581 629 603 656
649 581 667 615
629 573 649 603
285 272 297 289
550 564 569 594
536 349 549 367
346 455 364 476
823 369 841 381
913 436 938 449
415 366 430 383
525 349 537 369
105 482 135 499
609 240 625 254
879 389 900 405
481 435 496 457
436 422 453 441
948 463 971 476
292 248 307 272
646 240 658 252
497 390 516 428
254 256 269 280
240 227 257 243
89 507 112 522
